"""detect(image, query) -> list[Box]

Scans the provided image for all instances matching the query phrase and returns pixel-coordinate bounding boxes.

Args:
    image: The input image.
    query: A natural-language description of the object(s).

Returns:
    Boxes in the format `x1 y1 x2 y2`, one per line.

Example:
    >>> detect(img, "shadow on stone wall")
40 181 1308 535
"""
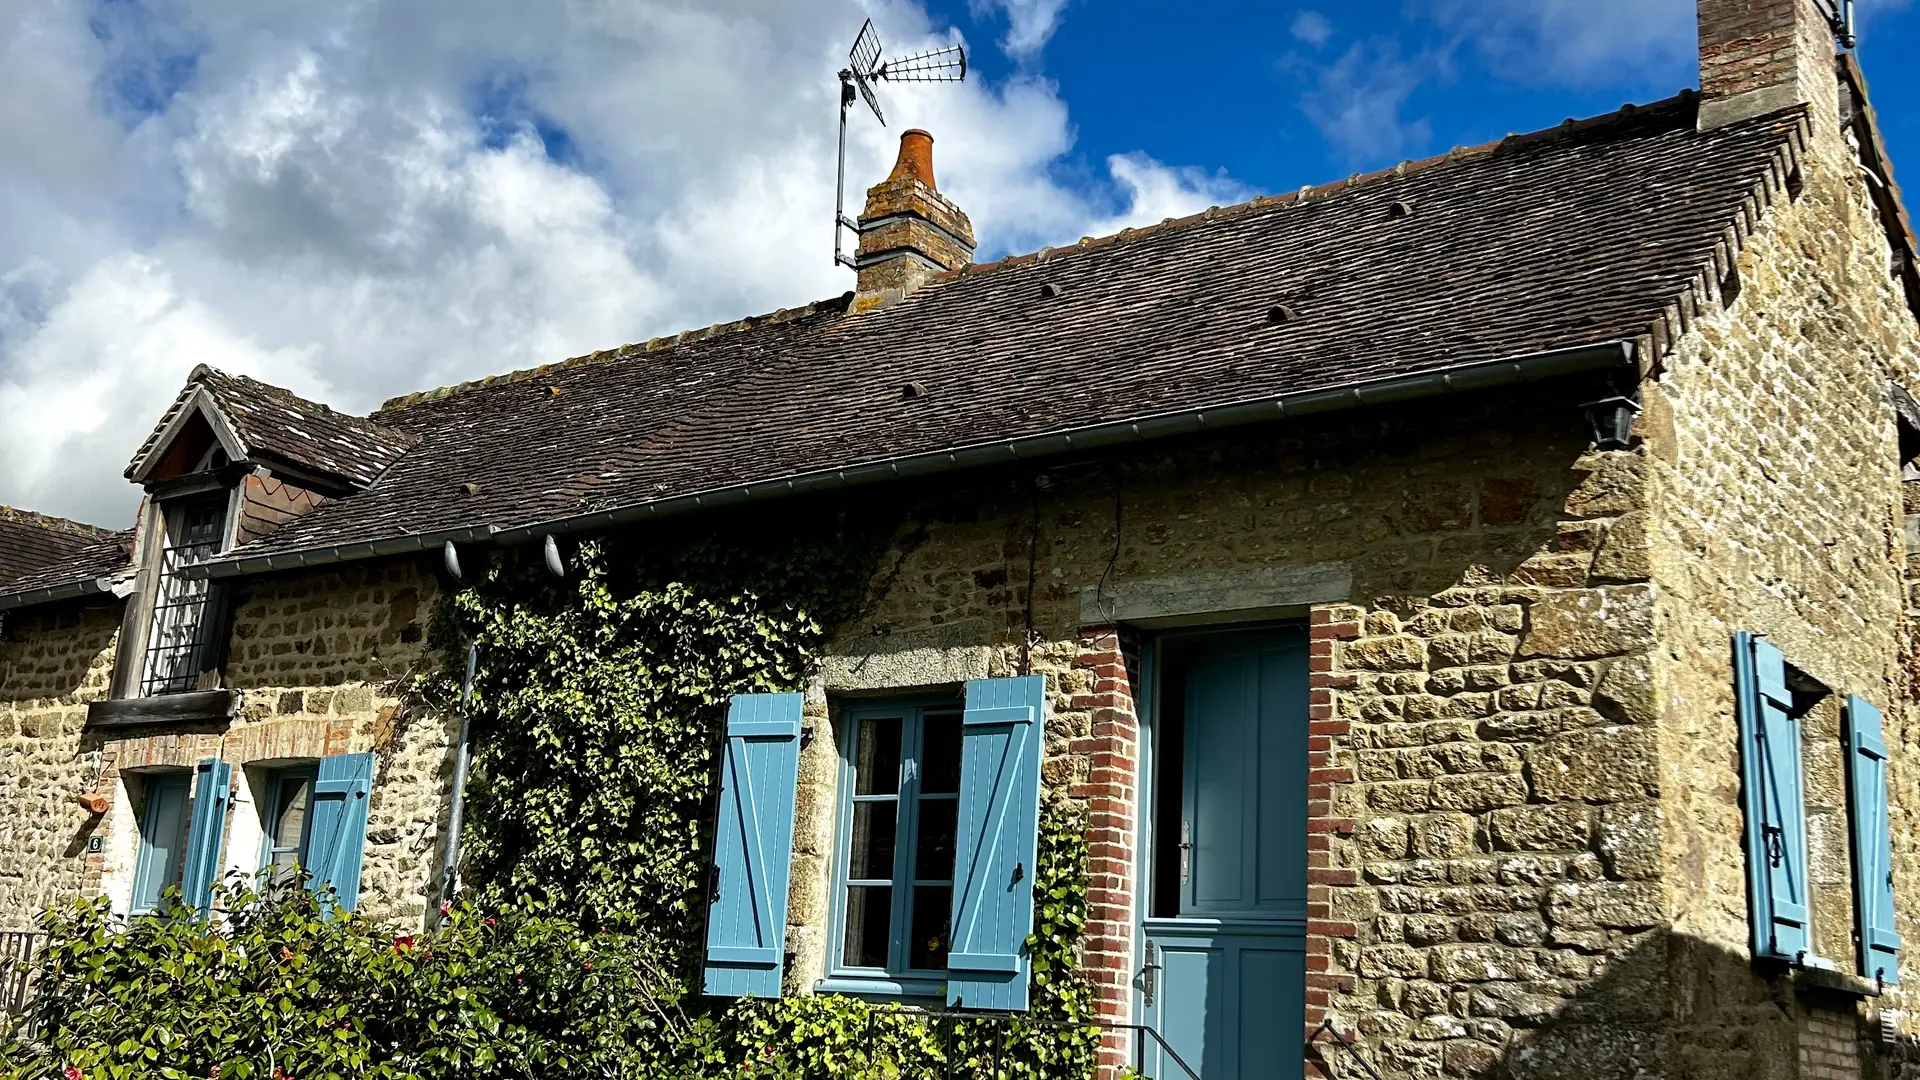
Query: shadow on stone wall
0 601 119 707
1309 930 1887 1080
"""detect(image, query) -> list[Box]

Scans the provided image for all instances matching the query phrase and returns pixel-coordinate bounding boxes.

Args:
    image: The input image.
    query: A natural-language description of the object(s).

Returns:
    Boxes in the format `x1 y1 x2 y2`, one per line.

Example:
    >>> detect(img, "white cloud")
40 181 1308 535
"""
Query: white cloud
970 0 1071 59
1291 11 1335 48
0 0 1238 526
1424 0 1697 87
1297 40 1439 165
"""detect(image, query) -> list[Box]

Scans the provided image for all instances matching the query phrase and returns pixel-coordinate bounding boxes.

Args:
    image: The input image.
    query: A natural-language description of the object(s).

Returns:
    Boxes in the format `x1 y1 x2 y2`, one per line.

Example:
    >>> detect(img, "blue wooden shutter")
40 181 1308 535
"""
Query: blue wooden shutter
306 753 374 911
1847 695 1901 983
703 693 804 998
948 675 1047 1011
1735 633 1811 962
180 760 230 919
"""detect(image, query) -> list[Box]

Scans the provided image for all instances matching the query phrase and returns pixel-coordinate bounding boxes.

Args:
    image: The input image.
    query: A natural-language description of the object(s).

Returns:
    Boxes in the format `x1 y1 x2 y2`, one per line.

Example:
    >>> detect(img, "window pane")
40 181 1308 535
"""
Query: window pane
133 776 191 912
914 798 957 882
919 711 964 794
141 497 228 696
855 716 902 796
271 776 311 854
908 886 952 971
848 801 897 880
842 885 893 969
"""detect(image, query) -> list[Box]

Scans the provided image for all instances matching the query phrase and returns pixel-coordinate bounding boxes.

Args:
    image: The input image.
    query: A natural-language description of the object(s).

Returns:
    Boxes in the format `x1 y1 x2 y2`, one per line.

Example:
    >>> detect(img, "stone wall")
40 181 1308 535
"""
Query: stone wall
805 375 1642 1077
220 556 454 927
0 558 456 933
1642 92 1920 1078
0 600 122 931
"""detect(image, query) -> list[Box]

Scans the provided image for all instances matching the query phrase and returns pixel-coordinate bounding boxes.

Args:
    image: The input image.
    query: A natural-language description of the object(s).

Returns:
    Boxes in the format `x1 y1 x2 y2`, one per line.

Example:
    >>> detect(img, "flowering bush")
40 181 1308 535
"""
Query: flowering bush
0 878 696 1080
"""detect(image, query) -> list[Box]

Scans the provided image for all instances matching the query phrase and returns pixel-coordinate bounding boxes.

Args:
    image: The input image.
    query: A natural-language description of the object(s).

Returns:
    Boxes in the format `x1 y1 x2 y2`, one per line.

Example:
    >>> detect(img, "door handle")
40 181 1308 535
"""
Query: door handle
1141 941 1161 1006
1179 819 1193 886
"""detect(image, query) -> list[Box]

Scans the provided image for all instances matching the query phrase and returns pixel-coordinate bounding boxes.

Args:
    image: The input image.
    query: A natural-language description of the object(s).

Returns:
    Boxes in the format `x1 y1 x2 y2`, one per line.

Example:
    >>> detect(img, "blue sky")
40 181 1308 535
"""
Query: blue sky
939 0 1920 218
1 0 1916 525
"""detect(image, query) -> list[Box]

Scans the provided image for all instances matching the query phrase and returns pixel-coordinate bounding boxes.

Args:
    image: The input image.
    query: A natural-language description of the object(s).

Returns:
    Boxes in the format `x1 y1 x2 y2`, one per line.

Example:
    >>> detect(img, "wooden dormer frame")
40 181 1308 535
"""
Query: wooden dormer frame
126 385 249 488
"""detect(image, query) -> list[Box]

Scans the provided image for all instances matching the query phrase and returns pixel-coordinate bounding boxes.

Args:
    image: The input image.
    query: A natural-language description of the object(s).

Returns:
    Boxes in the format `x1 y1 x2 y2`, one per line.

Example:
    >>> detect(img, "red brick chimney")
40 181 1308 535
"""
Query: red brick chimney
1697 0 1843 129
854 130 976 311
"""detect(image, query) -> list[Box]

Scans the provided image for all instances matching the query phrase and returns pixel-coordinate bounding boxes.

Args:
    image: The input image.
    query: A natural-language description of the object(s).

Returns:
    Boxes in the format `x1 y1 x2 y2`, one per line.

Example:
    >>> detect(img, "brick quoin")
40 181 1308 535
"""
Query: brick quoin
1073 625 1141 1080
1303 605 1361 1078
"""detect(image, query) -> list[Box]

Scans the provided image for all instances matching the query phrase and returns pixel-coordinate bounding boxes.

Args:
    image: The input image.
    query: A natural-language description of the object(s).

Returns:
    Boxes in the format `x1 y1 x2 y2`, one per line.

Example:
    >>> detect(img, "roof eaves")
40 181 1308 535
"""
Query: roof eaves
0 576 116 613
190 339 1637 581
188 524 498 581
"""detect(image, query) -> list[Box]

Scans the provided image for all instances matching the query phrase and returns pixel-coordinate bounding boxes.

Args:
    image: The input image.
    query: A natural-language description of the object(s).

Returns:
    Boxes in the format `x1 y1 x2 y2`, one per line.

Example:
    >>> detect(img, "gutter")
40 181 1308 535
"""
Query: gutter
188 339 1634 579
0 577 116 613
493 340 1636 544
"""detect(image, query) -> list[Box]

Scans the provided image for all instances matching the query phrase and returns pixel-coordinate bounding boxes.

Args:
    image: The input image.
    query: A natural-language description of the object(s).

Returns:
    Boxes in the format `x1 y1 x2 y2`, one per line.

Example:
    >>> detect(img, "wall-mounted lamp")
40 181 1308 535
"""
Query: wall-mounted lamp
543 534 566 578
443 541 463 581
1581 393 1641 450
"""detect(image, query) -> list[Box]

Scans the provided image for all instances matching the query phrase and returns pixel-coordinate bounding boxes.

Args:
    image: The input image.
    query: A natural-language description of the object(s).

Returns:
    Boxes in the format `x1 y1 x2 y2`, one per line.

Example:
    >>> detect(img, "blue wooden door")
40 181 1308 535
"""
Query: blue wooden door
1143 629 1307 1080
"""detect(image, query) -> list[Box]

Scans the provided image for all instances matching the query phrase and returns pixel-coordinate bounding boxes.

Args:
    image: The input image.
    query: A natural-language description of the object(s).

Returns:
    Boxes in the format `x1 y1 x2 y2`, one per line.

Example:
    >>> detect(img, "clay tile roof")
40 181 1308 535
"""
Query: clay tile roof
203 93 1806 566
128 367 418 491
0 508 132 596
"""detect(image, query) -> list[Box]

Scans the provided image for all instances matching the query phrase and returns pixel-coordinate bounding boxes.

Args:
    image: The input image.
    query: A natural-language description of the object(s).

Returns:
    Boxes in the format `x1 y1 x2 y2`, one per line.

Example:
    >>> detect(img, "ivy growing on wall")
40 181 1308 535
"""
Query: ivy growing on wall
432 515 891 949
12 508 1102 1079
432 512 1102 1077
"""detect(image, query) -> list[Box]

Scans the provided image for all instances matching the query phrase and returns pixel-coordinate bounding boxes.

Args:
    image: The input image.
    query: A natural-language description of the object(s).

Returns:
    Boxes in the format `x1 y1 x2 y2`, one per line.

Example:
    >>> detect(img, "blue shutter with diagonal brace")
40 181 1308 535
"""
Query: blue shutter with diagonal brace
948 675 1047 1011
1847 695 1901 983
181 758 231 919
306 752 374 911
704 693 803 998
1735 632 1811 962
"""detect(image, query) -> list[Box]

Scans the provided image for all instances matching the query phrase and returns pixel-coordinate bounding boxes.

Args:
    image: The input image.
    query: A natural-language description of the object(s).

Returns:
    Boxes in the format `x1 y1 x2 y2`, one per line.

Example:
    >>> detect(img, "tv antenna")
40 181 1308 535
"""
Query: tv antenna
834 20 968 269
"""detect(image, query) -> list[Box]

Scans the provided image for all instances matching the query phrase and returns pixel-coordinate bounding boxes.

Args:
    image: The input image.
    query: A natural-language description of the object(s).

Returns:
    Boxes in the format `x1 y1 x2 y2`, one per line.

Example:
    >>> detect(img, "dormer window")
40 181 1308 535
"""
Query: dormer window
139 495 231 696
84 365 412 724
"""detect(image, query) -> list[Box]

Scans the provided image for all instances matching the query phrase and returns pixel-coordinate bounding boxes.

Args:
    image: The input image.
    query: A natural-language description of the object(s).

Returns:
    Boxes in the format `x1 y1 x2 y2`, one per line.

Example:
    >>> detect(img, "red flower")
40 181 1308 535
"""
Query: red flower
392 935 416 953
484 917 497 927
439 900 453 918
64 1066 83 1080
582 960 593 971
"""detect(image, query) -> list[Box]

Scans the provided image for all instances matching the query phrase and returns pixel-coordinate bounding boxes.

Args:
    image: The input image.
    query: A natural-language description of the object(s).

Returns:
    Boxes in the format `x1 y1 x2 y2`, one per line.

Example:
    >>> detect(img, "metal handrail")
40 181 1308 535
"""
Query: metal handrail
1310 1017 1382 1080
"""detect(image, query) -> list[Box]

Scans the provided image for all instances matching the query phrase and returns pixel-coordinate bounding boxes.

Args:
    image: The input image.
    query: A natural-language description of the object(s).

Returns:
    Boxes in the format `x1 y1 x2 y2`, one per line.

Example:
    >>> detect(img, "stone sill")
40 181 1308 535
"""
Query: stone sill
1788 963 1883 999
85 689 237 730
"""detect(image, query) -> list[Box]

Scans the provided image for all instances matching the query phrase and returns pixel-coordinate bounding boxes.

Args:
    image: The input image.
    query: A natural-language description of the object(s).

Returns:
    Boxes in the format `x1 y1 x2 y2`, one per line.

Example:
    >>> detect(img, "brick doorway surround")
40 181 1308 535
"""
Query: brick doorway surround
1074 607 1354 1080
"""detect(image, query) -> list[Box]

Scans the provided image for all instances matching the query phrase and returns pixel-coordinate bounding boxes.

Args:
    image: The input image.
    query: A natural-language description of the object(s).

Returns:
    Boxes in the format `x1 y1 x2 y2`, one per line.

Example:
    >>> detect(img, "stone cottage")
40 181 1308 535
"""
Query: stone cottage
4 0 1920 1075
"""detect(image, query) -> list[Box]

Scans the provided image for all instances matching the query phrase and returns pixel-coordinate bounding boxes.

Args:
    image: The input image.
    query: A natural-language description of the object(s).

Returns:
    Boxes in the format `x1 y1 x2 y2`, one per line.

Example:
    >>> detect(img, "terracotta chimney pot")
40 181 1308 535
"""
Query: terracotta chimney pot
854 129 976 311
889 130 938 189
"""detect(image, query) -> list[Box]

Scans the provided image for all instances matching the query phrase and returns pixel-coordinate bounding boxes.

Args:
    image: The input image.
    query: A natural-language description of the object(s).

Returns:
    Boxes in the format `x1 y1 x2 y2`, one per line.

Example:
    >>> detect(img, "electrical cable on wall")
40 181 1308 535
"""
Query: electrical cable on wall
1021 481 1040 676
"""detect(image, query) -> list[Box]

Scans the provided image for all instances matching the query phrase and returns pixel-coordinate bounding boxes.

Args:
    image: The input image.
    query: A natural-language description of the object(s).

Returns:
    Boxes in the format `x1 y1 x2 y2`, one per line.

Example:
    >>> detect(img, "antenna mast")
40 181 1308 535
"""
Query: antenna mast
833 20 967 270
1821 0 1856 47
